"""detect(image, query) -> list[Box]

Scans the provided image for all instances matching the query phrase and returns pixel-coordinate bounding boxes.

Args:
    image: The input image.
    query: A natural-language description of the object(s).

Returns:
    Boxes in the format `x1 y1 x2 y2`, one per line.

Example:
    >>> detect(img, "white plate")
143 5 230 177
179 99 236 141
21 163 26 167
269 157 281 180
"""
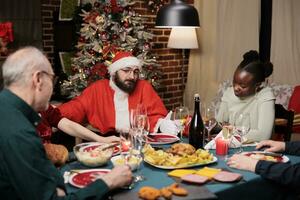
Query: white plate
146 133 180 145
144 156 218 169
241 151 289 163
69 169 111 188
78 142 121 156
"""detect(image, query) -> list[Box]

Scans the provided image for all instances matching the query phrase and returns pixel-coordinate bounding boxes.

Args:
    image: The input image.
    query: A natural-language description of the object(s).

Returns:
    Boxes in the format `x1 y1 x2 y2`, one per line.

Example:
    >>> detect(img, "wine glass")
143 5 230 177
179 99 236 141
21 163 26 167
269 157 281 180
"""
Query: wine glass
202 105 217 143
130 104 147 128
173 106 189 140
119 130 132 160
234 113 250 153
129 128 145 182
143 117 150 143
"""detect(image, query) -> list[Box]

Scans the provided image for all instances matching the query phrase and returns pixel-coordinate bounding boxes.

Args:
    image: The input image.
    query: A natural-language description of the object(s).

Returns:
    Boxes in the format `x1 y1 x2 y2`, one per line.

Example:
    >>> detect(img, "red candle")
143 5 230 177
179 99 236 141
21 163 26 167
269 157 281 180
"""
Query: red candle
216 137 229 155
121 140 131 152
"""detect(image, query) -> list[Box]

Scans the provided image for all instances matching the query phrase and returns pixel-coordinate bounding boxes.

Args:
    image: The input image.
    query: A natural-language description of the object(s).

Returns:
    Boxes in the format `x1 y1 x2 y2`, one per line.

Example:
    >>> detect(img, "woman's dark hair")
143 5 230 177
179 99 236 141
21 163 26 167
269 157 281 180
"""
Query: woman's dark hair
237 50 273 83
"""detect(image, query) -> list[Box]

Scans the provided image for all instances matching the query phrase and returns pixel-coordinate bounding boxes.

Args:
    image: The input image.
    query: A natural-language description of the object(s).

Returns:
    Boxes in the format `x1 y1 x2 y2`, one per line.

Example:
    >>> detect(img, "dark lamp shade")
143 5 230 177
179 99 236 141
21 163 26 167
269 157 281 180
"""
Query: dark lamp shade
155 0 200 28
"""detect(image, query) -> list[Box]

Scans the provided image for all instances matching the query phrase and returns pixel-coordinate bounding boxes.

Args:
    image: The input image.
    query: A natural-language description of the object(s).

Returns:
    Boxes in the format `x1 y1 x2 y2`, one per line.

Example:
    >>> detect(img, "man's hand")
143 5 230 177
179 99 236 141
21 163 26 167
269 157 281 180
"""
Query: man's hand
158 111 179 135
56 188 66 197
102 136 120 143
227 154 258 172
101 165 132 190
255 140 285 152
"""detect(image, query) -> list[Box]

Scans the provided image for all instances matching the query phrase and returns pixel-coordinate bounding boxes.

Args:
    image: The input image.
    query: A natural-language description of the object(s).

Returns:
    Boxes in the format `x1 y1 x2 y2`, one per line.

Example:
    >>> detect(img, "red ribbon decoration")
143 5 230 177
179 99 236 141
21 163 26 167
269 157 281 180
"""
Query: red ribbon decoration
0 22 14 43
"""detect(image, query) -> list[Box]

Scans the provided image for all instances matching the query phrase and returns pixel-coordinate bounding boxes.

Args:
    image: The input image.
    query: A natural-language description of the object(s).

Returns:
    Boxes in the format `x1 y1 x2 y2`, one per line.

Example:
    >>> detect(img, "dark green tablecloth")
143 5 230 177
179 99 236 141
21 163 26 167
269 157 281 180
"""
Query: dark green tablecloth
61 145 300 200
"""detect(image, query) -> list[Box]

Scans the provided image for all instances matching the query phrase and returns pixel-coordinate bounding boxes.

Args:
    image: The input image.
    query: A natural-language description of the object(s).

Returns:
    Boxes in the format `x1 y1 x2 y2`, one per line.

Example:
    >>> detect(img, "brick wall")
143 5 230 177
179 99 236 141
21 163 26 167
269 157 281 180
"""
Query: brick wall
41 0 195 110
41 0 60 65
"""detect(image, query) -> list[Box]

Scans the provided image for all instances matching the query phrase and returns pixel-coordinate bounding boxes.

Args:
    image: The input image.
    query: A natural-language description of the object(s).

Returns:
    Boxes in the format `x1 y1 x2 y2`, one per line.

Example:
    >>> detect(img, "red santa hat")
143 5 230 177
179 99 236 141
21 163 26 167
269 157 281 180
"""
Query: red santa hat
108 51 142 75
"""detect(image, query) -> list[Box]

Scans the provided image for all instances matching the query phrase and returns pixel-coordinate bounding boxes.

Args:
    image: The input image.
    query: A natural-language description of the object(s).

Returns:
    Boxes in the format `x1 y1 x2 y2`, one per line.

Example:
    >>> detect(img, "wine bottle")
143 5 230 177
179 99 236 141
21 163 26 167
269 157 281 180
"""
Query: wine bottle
189 94 205 149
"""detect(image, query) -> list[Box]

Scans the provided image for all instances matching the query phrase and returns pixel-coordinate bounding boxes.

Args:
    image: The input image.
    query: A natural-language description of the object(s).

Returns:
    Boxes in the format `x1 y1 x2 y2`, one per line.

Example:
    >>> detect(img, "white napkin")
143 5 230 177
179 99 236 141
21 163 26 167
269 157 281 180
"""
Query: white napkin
204 131 241 150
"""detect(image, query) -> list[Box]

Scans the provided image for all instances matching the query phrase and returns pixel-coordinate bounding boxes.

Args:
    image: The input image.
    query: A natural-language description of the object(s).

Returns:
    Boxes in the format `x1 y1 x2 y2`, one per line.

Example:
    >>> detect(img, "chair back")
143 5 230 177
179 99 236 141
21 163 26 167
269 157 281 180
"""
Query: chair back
288 85 300 133
274 104 294 142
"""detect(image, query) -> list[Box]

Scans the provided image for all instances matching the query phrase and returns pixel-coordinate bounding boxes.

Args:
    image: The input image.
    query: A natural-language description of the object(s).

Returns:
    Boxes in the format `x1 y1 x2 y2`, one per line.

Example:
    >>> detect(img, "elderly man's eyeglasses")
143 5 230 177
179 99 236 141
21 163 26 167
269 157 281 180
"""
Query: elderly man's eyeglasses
120 68 140 77
41 71 56 84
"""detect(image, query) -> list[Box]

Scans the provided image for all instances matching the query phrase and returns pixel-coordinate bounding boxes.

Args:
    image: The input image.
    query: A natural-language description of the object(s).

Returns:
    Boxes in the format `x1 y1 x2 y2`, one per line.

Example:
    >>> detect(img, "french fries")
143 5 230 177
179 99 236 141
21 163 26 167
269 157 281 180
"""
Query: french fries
143 144 214 167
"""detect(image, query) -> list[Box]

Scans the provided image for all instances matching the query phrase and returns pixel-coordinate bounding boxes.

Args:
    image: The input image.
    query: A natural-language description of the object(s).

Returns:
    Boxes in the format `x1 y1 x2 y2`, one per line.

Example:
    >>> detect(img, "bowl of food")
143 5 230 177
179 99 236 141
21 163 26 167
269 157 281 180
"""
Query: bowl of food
110 154 141 171
73 142 114 167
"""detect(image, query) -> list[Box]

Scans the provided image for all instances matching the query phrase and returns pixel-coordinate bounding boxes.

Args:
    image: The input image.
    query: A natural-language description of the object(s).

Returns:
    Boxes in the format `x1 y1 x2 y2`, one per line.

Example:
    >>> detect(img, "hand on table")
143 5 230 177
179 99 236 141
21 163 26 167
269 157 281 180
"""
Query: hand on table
101 136 120 143
227 154 258 172
255 140 285 152
101 165 132 190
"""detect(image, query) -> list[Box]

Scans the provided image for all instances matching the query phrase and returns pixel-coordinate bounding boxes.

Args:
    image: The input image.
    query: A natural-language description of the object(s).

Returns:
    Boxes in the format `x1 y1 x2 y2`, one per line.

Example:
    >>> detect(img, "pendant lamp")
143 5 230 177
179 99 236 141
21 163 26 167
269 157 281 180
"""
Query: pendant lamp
155 0 200 28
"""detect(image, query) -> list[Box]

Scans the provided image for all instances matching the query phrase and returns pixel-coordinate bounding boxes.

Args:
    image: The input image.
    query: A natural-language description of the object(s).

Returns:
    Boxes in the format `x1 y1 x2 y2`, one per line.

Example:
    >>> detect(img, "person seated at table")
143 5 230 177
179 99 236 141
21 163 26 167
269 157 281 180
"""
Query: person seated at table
216 50 275 142
0 46 132 199
227 140 300 192
58 51 178 135
0 70 119 145
38 104 120 143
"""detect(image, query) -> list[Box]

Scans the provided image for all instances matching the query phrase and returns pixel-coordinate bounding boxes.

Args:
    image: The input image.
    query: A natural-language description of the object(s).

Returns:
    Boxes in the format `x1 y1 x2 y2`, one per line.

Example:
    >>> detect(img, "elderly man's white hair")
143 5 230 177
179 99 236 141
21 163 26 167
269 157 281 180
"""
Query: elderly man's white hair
2 46 50 88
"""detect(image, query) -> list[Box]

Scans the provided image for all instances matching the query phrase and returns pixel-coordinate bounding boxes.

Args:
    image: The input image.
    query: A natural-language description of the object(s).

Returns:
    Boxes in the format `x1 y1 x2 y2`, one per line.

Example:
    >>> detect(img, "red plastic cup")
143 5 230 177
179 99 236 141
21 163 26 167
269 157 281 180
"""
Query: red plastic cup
216 137 229 156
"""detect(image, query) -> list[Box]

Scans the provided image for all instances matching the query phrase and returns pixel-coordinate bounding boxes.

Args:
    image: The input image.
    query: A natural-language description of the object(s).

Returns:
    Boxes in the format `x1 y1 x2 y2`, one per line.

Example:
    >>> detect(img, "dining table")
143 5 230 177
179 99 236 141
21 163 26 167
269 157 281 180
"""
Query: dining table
60 139 300 200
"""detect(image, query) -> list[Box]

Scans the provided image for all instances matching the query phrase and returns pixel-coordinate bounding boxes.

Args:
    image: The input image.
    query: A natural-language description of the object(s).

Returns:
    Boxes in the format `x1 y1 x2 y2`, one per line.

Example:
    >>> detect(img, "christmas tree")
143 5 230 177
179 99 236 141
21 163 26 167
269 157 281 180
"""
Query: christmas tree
61 0 162 97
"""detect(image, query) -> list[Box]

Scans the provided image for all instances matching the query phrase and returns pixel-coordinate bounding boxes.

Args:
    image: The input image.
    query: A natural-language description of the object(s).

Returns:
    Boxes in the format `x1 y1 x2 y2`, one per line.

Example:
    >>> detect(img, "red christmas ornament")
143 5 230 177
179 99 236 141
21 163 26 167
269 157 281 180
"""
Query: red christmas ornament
78 36 85 43
112 34 118 39
143 42 150 50
123 22 129 28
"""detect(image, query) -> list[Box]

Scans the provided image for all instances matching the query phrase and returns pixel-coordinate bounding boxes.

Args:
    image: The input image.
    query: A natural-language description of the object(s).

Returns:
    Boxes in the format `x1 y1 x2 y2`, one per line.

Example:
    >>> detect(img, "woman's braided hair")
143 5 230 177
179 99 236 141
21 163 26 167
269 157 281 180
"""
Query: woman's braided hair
238 50 273 83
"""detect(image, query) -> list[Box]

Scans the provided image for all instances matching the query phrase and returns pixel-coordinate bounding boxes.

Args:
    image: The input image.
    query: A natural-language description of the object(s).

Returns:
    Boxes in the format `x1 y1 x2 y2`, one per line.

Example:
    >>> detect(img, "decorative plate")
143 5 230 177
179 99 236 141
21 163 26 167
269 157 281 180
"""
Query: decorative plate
146 133 180 145
69 169 111 188
242 151 289 163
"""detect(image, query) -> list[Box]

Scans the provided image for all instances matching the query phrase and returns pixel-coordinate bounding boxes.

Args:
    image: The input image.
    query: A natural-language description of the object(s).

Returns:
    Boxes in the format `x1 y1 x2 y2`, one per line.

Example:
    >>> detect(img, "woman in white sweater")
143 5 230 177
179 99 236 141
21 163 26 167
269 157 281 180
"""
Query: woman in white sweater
216 50 275 142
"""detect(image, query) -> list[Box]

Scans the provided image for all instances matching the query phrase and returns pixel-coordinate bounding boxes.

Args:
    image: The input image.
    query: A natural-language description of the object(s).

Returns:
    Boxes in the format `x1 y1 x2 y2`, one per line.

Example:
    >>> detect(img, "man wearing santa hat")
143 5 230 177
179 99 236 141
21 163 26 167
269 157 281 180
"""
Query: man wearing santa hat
58 51 177 135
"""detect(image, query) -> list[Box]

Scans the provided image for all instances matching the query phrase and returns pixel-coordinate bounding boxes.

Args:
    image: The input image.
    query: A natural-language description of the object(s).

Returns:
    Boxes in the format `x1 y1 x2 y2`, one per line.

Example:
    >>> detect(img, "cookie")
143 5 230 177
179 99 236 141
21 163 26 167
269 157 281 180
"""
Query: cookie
160 187 172 200
138 186 161 200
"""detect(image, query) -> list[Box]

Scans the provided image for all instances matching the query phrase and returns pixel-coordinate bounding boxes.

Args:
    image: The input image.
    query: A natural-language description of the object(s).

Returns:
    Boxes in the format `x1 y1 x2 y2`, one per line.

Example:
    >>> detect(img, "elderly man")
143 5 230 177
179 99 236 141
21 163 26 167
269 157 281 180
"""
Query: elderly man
59 51 177 135
0 47 132 199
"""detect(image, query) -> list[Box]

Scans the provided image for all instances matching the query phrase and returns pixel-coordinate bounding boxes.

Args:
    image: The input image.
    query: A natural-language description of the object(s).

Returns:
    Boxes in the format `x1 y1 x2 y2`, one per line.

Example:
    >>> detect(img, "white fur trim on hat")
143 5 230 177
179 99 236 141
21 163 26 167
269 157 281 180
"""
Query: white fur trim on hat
108 57 141 75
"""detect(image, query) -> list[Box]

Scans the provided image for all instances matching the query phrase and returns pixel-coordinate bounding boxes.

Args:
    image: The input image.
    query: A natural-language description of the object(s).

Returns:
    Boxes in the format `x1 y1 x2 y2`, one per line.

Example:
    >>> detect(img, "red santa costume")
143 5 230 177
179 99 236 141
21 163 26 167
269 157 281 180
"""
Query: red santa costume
37 105 63 143
58 52 168 135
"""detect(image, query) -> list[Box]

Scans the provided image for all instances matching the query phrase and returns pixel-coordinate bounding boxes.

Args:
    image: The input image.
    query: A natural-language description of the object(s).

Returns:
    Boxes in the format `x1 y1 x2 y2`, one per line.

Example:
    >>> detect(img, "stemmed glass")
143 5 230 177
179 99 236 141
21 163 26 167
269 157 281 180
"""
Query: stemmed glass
129 128 145 182
131 104 147 129
128 104 148 182
201 103 217 142
203 107 217 141
173 106 189 140
234 113 250 153
119 130 132 161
